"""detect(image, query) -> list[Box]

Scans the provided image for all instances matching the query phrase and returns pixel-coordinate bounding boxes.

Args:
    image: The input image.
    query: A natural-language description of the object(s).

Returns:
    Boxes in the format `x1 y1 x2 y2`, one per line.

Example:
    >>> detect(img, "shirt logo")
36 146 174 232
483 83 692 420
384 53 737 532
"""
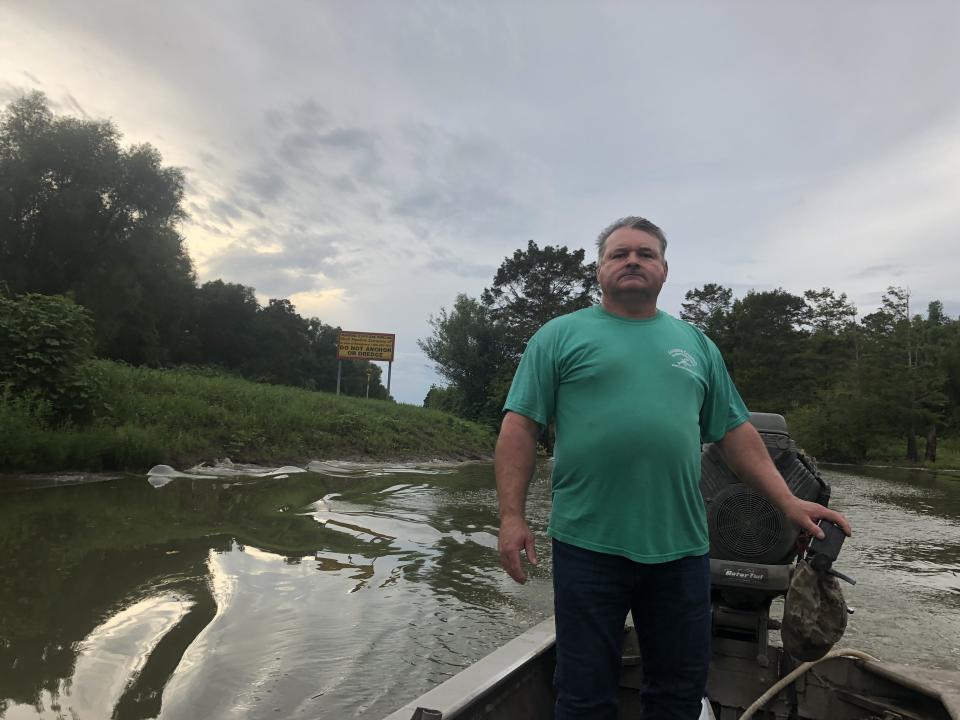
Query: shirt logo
669 348 699 375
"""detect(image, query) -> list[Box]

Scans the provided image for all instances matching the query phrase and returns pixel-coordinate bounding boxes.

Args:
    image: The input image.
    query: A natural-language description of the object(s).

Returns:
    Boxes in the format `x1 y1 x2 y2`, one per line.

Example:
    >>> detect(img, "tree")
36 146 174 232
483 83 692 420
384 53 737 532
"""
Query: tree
236 300 387 398
803 288 857 334
481 240 599 360
680 283 733 345
798 287 859 395
423 384 464 415
0 92 196 365
914 301 953 461
421 242 599 427
418 294 510 427
724 289 811 411
195 280 260 368
859 287 948 461
788 378 878 464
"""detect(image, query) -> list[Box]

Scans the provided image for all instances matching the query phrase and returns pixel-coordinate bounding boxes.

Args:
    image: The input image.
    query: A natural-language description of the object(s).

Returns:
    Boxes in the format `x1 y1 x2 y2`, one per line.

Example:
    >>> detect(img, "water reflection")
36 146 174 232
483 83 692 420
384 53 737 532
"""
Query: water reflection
2 461 955 719
0 461 553 719
820 466 960 667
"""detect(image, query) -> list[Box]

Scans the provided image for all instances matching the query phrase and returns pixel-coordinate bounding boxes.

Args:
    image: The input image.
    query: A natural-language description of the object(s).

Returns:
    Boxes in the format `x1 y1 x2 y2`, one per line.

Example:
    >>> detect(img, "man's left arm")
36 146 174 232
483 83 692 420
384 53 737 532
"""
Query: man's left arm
716 421 852 540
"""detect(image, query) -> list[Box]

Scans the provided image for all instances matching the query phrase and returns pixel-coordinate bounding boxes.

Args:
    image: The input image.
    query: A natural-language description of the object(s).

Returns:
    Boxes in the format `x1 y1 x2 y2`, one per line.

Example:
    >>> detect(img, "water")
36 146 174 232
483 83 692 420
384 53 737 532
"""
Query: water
0 461 958 719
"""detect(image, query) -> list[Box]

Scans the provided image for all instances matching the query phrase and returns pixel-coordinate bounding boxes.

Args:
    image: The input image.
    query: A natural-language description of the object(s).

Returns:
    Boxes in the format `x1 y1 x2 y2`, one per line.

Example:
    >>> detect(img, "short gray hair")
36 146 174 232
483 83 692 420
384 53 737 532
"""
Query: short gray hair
596 216 667 261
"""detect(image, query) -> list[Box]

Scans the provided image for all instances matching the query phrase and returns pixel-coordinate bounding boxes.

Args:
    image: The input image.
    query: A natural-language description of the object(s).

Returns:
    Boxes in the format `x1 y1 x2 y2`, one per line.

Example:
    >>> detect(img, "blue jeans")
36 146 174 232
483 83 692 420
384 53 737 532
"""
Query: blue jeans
552 539 711 720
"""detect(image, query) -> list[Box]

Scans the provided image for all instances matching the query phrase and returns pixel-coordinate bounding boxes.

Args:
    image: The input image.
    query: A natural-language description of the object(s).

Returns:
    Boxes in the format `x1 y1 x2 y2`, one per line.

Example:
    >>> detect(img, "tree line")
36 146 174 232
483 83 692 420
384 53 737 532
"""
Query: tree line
5 90 957 462
0 92 388 406
420 247 960 464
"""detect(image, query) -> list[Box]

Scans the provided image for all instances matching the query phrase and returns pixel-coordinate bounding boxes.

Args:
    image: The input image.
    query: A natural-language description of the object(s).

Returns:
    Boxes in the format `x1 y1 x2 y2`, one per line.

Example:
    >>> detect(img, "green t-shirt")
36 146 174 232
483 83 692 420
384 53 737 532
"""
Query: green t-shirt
504 305 749 563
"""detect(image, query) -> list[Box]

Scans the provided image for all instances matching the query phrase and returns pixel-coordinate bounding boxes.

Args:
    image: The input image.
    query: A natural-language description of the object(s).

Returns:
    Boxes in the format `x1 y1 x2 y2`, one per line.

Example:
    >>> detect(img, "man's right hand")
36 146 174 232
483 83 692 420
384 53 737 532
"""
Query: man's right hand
498 514 538 583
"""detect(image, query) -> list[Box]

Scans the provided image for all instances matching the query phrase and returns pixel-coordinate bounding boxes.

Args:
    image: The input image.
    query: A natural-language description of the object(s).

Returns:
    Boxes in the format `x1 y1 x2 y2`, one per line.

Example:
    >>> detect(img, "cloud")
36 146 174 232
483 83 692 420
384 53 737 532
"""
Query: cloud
387 123 541 250
185 218 228 238
758 113 960 307
853 264 906 279
420 251 496 280
197 150 221 169
204 228 352 298
207 199 242 224
287 288 349 320
63 92 88 118
239 171 287 202
0 82 30 106
190 99 541 305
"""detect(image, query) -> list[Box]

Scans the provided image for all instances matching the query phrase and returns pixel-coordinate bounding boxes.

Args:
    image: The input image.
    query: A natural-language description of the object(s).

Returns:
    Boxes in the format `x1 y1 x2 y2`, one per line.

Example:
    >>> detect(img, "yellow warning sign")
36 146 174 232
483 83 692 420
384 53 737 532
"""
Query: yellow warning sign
337 331 395 361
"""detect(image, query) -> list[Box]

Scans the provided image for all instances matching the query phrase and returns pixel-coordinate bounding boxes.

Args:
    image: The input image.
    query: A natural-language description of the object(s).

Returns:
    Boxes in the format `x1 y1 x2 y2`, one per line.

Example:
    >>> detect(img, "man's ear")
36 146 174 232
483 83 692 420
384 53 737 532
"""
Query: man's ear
663 260 669 282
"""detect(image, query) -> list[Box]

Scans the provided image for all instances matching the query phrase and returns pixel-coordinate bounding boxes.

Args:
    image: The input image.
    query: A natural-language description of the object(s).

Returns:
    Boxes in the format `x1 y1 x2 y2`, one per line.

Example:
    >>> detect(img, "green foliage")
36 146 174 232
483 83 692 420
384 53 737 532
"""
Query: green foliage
723 288 812 411
0 94 387 404
419 240 960 467
680 281 959 465
0 293 102 422
419 295 511 428
191 282 388 398
422 242 599 429
680 283 732 339
422 246 960 467
788 381 879 464
856 287 951 461
194 280 260 366
0 360 494 472
481 239 599 362
0 92 196 365
0 390 48 467
803 287 857 334
423 384 465 415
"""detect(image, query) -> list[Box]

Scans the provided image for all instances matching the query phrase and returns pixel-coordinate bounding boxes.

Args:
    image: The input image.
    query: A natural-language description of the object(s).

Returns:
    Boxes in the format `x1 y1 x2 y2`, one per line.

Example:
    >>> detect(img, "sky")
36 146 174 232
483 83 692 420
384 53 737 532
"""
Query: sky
2 1 958 405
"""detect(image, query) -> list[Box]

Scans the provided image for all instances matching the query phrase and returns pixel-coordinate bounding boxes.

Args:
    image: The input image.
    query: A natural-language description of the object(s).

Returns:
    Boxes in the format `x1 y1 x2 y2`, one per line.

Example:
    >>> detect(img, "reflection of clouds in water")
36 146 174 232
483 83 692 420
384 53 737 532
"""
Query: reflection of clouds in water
164 549 238 688
0 460 545 720
378 482 433 494
3 595 191 720
305 484 498 560
159 544 347 718
71 596 192 711
156 540 453 718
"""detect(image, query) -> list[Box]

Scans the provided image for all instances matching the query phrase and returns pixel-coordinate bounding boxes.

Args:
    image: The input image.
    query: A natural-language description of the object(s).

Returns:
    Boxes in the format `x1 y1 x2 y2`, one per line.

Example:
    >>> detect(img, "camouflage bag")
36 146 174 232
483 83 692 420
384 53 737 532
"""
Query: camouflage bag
781 559 848 661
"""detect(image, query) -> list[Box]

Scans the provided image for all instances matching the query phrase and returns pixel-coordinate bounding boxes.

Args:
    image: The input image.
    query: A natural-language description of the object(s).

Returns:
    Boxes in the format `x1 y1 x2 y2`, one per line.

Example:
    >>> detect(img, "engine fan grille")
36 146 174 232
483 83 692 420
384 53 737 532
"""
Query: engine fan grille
711 487 786 560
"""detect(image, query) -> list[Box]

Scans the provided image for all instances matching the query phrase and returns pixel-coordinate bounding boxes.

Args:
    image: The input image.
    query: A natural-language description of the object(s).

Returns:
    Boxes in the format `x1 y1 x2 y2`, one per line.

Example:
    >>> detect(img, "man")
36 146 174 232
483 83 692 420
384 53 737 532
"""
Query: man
496 216 851 720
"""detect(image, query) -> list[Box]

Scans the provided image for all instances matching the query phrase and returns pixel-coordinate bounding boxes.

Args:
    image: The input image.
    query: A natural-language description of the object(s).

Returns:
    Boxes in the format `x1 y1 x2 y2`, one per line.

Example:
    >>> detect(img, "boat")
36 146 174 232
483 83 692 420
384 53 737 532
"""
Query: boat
383 413 960 719
381 614 960 719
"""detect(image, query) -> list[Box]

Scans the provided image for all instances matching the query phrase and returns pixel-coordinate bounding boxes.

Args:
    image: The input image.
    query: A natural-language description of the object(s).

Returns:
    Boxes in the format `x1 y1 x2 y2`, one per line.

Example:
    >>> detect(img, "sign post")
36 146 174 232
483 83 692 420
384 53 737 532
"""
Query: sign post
336 330 396 397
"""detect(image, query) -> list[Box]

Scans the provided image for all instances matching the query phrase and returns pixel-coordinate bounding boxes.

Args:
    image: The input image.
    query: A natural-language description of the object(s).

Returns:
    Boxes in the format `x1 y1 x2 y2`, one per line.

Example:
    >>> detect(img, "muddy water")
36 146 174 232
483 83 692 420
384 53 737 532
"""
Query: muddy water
0 461 957 719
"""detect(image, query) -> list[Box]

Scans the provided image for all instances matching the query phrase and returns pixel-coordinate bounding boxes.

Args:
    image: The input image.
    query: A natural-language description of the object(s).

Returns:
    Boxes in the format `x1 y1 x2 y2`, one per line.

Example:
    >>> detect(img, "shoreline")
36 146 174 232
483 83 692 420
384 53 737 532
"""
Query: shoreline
0 453 497 486
820 461 960 475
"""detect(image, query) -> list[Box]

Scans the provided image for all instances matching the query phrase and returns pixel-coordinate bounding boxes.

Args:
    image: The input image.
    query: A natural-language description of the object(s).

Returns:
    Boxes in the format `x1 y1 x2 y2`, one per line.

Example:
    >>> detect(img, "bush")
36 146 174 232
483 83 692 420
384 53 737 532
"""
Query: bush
787 382 878 463
0 390 48 467
0 293 101 423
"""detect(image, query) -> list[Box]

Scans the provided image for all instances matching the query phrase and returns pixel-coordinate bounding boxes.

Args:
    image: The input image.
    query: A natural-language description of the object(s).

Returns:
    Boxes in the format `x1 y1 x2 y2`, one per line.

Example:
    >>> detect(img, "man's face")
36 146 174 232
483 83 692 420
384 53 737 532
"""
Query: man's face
597 228 668 300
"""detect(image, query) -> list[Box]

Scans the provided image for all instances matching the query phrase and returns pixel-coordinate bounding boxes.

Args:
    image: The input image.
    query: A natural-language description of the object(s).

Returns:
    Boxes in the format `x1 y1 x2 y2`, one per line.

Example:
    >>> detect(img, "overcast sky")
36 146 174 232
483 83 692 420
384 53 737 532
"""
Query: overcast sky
2 1 958 404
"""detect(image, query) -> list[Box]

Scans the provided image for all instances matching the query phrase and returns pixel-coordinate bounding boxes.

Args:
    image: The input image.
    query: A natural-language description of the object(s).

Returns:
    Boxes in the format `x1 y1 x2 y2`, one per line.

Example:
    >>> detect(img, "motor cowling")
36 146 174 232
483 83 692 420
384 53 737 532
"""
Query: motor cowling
701 412 830 566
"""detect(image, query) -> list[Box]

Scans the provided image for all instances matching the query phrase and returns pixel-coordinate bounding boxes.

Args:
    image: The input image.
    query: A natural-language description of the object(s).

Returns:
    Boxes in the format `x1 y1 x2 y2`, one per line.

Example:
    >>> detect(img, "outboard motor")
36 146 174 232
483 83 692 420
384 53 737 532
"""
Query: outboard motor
700 412 834 666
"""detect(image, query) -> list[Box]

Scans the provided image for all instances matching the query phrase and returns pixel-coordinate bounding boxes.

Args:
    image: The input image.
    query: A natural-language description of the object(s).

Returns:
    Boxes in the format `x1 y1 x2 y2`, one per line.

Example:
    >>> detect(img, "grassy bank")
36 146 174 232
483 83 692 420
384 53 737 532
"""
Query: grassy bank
790 423 960 472
0 360 496 472
853 436 960 471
